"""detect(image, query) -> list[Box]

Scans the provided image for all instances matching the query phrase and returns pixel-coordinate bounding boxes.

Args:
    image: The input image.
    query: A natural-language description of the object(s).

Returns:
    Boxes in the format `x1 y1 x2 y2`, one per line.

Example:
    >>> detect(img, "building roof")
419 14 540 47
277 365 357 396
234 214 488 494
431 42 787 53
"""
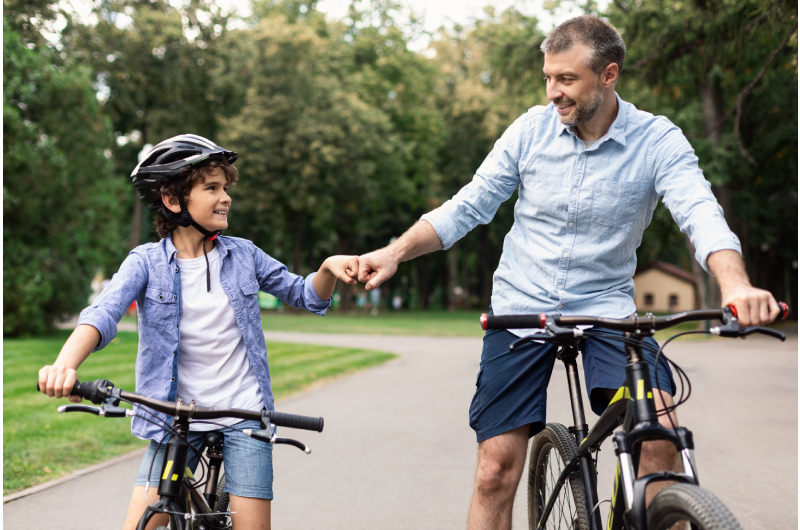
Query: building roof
634 261 697 285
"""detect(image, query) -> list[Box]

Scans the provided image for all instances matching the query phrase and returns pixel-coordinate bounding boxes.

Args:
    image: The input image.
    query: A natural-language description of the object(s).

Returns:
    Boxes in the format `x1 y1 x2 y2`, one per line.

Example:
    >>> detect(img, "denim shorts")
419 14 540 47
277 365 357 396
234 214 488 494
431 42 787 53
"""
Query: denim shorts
469 327 676 443
135 419 274 500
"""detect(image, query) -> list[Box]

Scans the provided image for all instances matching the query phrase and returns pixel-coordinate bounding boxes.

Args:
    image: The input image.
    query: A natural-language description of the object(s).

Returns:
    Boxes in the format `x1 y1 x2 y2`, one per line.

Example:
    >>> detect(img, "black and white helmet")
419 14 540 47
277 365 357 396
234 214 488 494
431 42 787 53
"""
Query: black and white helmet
131 134 237 210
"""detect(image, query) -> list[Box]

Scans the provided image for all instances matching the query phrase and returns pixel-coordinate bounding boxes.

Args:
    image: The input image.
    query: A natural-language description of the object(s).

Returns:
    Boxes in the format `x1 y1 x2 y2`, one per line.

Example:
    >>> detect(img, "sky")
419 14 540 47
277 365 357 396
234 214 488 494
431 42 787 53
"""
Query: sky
60 0 603 52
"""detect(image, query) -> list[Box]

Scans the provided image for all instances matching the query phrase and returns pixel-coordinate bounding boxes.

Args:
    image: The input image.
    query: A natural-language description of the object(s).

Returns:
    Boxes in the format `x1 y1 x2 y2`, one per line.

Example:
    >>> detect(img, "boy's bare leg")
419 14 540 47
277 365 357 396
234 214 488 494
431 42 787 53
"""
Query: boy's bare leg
123 486 168 530
230 495 271 530
122 488 271 530
467 425 529 530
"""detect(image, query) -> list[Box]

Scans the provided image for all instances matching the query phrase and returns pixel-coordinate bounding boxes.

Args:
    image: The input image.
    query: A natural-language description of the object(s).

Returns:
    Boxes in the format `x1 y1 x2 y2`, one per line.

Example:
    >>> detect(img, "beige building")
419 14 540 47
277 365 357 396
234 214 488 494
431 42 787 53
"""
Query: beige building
633 262 697 313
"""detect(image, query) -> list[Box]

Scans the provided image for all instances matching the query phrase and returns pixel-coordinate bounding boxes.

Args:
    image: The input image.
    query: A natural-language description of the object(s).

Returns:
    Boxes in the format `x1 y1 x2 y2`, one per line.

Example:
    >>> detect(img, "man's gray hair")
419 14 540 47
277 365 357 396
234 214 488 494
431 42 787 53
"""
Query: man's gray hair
540 16 626 75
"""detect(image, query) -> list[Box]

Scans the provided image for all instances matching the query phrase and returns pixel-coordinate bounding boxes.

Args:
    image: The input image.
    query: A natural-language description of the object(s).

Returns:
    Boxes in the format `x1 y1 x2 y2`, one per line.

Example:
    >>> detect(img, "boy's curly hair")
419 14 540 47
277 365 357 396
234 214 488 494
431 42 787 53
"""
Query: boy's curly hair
155 160 239 238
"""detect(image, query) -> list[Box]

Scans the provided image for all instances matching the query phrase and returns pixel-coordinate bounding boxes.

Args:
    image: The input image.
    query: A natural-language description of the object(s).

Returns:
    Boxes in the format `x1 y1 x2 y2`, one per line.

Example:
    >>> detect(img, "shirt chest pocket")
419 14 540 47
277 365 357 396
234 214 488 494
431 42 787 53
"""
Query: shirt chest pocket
143 288 177 330
591 180 646 231
240 279 260 315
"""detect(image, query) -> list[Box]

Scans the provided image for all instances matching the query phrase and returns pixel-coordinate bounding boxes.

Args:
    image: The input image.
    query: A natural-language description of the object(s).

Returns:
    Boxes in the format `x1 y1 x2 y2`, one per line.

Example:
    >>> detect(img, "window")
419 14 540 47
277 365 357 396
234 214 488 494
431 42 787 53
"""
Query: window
644 293 654 306
669 294 679 307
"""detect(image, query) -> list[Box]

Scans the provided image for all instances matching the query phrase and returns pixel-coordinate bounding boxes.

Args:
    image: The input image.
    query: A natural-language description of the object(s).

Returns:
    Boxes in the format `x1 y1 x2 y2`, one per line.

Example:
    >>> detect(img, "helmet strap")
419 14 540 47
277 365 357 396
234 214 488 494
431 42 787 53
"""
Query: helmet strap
163 182 222 292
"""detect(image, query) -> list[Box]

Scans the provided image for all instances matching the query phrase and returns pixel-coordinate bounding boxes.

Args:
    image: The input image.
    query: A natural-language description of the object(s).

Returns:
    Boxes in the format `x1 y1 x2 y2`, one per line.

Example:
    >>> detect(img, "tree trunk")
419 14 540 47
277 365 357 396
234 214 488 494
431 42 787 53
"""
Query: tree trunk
479 225 493 309
696 77 728 308
447 243 458 312
418 254 430 310
461 240 470 310
129 195 142 250
292 211 302 275
338 234 351 312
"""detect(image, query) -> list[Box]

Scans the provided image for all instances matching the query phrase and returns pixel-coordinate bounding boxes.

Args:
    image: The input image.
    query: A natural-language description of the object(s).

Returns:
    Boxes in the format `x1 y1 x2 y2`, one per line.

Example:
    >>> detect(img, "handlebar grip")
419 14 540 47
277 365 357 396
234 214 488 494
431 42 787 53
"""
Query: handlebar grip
481 313 546 330
778 302 791 321
264 411 324 432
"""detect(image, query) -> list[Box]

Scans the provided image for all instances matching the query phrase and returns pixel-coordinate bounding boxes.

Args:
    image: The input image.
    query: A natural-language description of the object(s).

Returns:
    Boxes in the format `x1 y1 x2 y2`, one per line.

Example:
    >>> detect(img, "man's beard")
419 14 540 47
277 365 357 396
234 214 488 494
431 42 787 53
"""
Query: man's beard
555 80 605 127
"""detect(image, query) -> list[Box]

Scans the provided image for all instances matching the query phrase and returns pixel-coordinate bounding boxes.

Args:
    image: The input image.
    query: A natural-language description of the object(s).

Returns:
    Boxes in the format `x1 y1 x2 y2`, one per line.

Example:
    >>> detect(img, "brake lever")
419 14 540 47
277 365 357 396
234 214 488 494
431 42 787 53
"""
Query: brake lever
739 326 786 341
273 437 312 454
58 405 102 415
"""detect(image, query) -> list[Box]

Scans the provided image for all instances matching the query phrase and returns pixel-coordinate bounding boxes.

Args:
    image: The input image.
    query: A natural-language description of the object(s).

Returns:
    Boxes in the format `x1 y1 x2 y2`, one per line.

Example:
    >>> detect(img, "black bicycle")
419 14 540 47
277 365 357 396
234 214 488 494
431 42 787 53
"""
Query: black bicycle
480 302 790 530
42 379 323 529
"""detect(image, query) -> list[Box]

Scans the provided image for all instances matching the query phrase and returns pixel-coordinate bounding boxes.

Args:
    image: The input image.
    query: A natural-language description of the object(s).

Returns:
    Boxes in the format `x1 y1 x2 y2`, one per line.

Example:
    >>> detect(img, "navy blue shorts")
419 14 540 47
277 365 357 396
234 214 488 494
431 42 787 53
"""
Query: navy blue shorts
469 328 676 442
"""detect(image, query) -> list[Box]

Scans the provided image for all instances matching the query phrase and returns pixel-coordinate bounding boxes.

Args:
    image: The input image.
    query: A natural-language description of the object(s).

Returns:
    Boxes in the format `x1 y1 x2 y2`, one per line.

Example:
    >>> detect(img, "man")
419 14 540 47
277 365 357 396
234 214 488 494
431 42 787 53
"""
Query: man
357 15 780 530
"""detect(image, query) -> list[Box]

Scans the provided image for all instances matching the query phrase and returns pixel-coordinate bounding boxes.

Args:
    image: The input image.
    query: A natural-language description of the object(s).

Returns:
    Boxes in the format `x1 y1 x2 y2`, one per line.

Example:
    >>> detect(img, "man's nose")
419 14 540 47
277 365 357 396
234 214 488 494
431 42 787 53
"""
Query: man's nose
547 85 562 101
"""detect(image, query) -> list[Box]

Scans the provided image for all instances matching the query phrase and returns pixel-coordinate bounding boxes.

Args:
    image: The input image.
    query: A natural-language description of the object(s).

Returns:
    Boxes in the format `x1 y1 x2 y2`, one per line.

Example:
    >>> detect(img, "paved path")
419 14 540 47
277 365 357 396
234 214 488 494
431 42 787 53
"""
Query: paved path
5 331 797 529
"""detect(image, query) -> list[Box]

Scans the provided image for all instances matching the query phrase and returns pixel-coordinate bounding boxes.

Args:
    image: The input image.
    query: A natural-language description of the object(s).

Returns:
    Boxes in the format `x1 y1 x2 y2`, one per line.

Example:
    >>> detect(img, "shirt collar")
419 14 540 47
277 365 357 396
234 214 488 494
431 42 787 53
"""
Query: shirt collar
164 233 232 263
557 92 628 147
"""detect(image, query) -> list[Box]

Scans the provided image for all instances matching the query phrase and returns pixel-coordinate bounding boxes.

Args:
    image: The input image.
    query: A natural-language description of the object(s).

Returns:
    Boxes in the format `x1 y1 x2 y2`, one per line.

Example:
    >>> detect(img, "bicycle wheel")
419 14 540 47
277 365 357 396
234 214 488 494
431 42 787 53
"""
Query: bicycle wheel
528 423 589 530
647 484 743 530
212 472 231 529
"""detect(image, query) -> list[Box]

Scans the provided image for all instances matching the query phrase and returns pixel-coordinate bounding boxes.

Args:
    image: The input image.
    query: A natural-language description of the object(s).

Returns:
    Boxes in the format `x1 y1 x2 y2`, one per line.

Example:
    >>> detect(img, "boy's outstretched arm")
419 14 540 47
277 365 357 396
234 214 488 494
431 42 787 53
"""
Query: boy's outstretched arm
312 256 359 301
38 324 101 402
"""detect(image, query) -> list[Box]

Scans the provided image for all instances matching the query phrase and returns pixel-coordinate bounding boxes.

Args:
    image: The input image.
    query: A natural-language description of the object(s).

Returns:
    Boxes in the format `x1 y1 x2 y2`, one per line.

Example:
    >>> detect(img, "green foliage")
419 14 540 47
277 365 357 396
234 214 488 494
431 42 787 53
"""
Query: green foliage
3 19 127 336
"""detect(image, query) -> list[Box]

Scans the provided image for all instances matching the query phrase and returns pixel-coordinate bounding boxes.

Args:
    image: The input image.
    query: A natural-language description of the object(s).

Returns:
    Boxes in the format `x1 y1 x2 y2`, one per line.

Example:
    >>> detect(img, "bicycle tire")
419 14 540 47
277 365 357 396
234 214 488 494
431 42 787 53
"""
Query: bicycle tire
212 472 231 529
647 484 743 530
527 423 590 530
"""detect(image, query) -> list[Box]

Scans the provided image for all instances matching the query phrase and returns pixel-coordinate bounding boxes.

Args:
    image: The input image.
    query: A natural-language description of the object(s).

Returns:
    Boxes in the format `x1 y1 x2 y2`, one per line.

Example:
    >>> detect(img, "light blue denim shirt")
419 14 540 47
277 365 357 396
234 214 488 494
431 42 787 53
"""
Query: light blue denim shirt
422 94 740 336
77 235 330 440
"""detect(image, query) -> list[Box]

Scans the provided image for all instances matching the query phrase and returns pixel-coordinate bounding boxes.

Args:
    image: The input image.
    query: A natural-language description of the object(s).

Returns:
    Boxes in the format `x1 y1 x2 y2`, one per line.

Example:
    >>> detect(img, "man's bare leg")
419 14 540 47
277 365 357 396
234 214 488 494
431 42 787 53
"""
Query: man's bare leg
639 390 682 504
467 425 529 530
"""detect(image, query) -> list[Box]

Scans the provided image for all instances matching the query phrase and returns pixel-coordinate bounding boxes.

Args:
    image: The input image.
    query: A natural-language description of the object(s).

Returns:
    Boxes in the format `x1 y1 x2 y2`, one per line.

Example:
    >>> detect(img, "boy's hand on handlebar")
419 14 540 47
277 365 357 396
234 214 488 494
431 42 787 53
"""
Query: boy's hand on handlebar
38 365 82 402
721 285 781 326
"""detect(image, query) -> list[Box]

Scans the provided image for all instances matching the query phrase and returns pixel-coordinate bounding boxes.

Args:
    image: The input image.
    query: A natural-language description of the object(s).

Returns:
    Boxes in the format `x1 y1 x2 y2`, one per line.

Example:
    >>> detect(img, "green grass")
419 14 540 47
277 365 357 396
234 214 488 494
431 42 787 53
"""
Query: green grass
3 331 394 495
260 309 713 342
262 309 488 337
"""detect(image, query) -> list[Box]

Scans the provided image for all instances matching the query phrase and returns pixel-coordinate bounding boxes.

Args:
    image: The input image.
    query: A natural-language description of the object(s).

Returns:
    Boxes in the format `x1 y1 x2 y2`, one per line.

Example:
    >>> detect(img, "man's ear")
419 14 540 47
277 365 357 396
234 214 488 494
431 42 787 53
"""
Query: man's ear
602 62 619 87
161 191 182 214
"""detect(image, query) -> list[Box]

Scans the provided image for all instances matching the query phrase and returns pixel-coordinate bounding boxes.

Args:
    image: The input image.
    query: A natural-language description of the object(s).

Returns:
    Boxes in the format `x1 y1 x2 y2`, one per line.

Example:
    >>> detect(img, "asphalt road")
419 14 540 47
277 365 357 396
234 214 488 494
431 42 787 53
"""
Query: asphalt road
5 330 796 529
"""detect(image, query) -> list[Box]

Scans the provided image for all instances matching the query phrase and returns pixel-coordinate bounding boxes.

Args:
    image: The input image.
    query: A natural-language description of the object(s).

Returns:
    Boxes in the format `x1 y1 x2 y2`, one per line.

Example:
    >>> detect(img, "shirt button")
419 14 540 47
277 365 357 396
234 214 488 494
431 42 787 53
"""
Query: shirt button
171 377 175 382
563 251 569 257
571 188 578 194
580 153 587 158
175 267 179 273
173 350 177 355
558 284 564 289
173 295 177 300
559 304 564 308
569 222 575 227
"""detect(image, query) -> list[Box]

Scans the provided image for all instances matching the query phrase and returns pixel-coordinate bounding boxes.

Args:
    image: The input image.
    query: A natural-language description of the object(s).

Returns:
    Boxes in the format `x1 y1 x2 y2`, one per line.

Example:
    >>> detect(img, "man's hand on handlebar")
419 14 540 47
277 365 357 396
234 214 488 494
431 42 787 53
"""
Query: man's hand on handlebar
38 365 82 403
721 284 781 327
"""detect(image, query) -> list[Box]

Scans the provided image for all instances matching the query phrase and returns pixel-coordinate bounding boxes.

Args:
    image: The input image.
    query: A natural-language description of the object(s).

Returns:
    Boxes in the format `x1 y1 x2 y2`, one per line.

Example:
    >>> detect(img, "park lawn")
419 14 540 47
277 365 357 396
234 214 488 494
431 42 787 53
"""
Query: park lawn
260 309 708 343
3 330 394 495
261 309 488 337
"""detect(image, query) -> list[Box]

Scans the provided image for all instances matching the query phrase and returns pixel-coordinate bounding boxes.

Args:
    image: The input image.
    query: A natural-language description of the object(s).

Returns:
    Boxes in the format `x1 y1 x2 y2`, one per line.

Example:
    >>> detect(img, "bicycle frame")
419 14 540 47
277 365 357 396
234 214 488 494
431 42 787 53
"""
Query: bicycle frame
537 335 699 530
136 419 226 530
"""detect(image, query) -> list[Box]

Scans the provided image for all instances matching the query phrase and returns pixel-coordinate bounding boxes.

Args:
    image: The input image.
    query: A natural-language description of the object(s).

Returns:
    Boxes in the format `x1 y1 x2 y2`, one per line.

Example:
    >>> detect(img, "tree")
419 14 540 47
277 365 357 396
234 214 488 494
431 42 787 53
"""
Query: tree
3 19 127 335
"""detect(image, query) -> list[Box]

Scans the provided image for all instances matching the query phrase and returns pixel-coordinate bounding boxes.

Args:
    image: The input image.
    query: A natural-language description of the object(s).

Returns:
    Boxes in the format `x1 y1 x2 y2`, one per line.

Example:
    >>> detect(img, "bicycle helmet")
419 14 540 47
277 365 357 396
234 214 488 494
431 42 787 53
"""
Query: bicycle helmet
132 134 238 291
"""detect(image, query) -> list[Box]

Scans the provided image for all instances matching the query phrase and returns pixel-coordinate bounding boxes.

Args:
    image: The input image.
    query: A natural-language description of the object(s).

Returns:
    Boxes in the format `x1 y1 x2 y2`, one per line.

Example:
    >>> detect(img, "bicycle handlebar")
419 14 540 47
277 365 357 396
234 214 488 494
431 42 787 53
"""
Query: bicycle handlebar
36 379 325 432
481 302 791 332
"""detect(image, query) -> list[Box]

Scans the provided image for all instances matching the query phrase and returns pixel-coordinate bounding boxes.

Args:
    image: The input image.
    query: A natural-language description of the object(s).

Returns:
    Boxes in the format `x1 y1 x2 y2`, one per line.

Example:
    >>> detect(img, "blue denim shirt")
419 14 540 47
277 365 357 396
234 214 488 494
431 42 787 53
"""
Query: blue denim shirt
77 235 330 440
422 94 740 335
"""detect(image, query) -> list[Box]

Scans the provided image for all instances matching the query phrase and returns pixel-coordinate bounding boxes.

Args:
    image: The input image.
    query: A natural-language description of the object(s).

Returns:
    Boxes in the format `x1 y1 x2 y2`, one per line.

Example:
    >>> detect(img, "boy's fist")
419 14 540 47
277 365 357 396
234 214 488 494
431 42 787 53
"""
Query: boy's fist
324 255 359 285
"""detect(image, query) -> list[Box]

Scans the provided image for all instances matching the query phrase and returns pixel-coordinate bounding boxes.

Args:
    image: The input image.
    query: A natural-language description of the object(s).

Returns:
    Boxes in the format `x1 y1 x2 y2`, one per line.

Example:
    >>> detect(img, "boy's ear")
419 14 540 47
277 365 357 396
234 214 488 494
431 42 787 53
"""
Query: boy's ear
161 192 182 214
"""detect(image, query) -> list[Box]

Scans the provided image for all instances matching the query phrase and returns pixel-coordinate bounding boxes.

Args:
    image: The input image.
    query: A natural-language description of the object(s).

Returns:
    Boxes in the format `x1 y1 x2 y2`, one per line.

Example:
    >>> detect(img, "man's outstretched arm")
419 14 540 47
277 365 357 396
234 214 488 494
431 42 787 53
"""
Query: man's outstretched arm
707 249 780 326
358 220 443 291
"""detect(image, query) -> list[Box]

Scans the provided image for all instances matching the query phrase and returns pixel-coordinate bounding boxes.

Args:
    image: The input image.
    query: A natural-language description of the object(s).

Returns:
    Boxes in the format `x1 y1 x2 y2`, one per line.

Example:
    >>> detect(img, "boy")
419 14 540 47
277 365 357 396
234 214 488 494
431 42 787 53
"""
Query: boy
38 134 358 530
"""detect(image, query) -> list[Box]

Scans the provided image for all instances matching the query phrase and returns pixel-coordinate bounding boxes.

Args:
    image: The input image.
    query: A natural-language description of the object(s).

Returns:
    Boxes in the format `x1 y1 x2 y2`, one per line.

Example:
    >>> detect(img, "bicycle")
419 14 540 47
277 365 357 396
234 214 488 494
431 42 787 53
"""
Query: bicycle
39 378 323 529
480 302 790 530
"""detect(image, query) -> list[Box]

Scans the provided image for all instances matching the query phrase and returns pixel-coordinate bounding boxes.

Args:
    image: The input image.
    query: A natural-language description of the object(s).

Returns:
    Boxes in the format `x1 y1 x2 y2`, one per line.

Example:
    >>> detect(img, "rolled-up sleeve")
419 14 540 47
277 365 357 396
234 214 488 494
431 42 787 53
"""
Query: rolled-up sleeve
77 252 149 351
254 248 331 315
421 113 527 250
652 125 741 271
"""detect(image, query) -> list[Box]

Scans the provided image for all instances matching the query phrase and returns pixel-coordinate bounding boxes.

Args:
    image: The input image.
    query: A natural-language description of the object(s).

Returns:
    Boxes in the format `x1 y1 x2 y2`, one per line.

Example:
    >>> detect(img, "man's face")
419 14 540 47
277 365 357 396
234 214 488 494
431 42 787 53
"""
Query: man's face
185 167 231 231
543 44 605 127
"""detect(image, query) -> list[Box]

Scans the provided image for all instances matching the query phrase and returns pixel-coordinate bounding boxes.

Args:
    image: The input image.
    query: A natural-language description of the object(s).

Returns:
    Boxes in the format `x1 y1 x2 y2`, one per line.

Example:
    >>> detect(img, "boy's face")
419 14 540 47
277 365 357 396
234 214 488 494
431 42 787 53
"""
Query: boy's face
163 167 231 231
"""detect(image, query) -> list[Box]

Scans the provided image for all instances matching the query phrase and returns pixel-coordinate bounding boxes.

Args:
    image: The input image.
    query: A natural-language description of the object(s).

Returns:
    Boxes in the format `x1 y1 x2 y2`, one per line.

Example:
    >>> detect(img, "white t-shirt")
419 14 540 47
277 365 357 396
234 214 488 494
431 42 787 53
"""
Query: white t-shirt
175 246 263 431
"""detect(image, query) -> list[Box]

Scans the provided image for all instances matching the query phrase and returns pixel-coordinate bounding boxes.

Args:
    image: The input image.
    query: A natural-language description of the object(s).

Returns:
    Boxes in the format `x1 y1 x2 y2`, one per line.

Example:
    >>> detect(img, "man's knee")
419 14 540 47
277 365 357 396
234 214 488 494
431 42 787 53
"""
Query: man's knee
475 428 528 498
